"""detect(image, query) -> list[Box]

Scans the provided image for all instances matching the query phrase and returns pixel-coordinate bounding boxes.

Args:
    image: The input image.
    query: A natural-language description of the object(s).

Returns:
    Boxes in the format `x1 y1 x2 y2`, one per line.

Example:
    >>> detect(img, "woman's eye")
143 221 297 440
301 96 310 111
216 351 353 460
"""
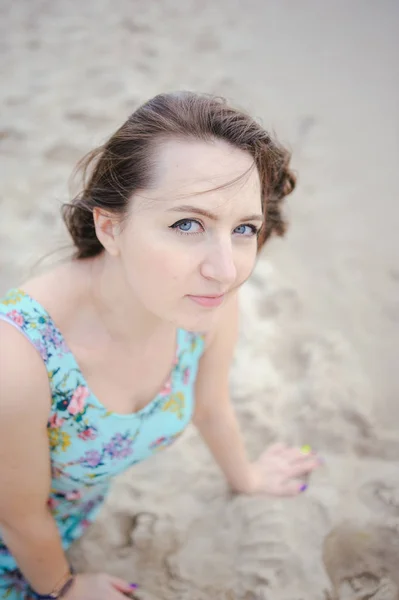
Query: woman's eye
234 224 258 236
170 220 259 237
170 219 203 234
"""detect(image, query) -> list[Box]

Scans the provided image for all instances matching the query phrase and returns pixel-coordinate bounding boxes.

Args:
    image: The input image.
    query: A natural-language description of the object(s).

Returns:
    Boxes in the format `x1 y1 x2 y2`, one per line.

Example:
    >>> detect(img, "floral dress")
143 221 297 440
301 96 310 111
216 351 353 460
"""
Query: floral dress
0 289 205 599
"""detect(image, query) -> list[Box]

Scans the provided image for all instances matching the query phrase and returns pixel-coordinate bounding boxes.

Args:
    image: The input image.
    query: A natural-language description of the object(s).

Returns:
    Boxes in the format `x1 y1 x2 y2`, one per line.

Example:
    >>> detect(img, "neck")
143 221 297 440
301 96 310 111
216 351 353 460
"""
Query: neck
85 253 174 348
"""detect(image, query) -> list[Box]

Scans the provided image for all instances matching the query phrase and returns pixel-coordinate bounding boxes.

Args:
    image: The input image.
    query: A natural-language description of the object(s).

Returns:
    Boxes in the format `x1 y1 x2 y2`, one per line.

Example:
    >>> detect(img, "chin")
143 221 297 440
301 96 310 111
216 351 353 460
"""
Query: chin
172 309 220 334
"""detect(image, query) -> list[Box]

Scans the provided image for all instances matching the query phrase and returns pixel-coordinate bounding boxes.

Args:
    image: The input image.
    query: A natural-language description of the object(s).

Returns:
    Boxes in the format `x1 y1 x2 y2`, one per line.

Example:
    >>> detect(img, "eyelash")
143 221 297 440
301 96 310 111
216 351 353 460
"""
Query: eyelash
169 219 260 237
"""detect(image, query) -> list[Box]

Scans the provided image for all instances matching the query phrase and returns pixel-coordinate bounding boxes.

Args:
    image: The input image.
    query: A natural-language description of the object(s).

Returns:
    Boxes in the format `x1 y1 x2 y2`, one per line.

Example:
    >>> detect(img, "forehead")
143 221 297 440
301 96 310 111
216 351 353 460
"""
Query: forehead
133 138 262 215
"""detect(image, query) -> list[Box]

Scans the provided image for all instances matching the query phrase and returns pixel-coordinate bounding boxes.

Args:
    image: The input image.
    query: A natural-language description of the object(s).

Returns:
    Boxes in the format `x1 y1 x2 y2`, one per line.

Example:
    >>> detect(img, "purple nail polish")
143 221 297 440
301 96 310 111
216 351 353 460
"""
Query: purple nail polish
300 483 308 492
129 583 138 589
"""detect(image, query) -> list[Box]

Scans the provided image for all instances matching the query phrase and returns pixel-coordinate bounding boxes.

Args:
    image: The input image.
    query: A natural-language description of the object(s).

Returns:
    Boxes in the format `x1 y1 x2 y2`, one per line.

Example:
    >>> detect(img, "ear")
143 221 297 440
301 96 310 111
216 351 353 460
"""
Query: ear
93 208 120 257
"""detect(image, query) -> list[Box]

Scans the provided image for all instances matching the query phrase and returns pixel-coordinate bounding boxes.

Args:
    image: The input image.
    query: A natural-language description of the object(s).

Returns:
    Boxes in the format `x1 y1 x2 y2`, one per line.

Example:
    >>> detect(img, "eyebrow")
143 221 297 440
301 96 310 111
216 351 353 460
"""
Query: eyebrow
167 205 264 222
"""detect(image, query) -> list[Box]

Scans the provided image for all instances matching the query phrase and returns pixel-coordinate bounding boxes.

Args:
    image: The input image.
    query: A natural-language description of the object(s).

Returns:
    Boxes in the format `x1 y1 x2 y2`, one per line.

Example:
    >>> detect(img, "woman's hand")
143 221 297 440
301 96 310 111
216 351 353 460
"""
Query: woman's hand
63 573 138 599
246 443 322 497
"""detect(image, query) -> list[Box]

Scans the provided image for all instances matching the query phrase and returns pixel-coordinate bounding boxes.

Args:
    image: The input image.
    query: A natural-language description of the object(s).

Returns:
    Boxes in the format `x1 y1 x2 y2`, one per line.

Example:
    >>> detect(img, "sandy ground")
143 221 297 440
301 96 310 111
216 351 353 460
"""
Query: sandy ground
1 1 399 598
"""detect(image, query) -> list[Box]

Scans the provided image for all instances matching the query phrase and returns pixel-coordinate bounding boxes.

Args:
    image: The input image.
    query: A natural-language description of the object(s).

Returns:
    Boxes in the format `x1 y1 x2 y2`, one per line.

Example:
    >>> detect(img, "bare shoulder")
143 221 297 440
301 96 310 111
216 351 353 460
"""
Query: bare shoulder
0 320 52 420
21 260 82 315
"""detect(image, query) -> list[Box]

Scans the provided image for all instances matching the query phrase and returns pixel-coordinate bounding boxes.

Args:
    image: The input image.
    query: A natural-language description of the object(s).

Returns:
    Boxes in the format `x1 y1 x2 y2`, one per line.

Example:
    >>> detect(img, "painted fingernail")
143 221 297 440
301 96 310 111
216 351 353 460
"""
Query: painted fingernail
299 483 308 492
301 444 312 455
129 583 139 589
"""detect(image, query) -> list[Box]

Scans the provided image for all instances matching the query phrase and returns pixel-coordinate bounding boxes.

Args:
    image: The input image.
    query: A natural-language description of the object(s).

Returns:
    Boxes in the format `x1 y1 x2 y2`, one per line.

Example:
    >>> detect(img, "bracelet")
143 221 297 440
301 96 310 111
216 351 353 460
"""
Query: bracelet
31 572 75 599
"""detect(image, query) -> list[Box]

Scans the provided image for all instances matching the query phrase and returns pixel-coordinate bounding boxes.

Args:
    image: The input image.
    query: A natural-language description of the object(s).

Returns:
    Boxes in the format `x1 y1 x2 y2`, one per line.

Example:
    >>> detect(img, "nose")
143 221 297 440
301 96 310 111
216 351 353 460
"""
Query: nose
200 238 237 286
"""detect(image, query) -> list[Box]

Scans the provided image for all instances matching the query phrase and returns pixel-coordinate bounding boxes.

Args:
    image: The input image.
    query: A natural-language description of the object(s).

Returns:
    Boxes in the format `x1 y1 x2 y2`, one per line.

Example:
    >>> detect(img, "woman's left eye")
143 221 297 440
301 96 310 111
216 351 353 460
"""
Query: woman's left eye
234 224 259 236
170 219 203 235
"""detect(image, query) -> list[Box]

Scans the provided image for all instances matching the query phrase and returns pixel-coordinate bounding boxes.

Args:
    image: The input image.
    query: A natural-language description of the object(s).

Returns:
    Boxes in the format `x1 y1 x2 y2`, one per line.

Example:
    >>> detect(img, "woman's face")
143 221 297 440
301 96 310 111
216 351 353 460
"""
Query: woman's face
117 138 263 332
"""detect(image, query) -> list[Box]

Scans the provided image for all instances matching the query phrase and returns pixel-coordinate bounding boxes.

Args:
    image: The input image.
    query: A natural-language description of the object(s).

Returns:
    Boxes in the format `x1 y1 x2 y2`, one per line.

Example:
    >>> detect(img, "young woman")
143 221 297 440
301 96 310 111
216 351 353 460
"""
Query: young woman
0 92 321 599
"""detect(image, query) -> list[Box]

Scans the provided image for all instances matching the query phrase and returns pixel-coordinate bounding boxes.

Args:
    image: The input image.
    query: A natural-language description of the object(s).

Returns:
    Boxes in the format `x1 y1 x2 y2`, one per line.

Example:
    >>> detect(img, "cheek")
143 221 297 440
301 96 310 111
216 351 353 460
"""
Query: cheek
124 230 195 285
235 247 258 281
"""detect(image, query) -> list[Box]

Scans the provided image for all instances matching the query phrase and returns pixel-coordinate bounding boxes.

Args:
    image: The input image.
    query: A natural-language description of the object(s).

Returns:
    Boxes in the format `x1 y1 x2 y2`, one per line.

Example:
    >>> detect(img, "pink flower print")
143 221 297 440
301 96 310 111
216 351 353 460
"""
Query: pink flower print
56 338 69 356
81 519 91 530
160 378 172 396
34 339 49 362
68 385 90 415
183 367 190 385
78 427 97 441
43 323 56 344
65 490 82 501
43 323 68 352
49 413 65 428
150 436 167 450
47 496 60 510
7 310 24 327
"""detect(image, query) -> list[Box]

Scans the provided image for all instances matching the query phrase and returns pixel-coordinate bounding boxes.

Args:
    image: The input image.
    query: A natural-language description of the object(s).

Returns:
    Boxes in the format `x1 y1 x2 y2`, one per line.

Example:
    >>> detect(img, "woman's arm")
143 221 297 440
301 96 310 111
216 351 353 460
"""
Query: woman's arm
193 295 255 493
0 323 71 594
193 294 321 497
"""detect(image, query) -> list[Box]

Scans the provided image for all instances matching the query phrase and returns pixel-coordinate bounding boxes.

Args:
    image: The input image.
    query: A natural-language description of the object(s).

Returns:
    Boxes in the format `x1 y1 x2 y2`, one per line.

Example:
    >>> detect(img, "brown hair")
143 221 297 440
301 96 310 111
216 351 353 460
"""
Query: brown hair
62 91 296 259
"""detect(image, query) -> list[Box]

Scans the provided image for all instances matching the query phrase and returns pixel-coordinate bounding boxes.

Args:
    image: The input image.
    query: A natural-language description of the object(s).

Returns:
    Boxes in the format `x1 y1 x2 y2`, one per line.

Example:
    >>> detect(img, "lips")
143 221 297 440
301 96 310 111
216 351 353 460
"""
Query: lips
187 294 225 308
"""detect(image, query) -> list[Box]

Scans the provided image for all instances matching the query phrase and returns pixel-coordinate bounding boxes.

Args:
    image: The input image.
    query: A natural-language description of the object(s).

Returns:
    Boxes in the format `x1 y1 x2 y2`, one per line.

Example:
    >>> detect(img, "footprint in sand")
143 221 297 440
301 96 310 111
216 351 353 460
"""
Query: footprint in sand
358 481 399 518
234 499 298 595
355 437 399 462
322 522 399 600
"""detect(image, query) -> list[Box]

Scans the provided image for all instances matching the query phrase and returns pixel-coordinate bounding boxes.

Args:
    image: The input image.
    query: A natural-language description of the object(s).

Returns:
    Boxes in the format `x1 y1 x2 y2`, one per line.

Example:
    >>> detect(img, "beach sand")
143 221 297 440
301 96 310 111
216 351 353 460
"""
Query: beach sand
1 1 398 598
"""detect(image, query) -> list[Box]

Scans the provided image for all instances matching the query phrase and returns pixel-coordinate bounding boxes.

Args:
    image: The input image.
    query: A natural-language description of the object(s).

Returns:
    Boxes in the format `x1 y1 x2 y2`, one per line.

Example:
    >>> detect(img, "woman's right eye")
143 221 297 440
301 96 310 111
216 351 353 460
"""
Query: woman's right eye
170 219 203 235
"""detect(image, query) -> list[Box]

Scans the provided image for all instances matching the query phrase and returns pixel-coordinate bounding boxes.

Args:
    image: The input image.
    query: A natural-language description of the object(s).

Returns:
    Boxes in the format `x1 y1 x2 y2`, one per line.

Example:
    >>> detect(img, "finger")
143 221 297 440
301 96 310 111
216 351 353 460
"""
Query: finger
281 445 316 461
110 576 138 594
287 457 320 478
281 447 307 461
111 591 135 600
111 587 138 599
281 480 309 496
267 443 288 456
286 448 323 466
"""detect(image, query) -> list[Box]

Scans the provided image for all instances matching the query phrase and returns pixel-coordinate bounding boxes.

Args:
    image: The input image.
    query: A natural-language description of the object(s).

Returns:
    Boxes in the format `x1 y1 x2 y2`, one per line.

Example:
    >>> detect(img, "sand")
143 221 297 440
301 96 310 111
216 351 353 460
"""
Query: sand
1 1 399 598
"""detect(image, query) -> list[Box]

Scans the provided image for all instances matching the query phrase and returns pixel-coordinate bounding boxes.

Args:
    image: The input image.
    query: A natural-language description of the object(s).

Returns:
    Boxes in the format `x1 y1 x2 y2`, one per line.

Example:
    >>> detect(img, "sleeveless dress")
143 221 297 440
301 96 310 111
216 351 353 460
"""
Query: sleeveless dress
0 288 205 599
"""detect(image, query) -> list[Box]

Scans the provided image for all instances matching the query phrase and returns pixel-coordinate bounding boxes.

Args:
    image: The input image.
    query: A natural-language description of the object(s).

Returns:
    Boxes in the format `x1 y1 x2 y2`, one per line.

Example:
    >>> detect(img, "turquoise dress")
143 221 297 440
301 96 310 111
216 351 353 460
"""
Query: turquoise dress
0 288 205 599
